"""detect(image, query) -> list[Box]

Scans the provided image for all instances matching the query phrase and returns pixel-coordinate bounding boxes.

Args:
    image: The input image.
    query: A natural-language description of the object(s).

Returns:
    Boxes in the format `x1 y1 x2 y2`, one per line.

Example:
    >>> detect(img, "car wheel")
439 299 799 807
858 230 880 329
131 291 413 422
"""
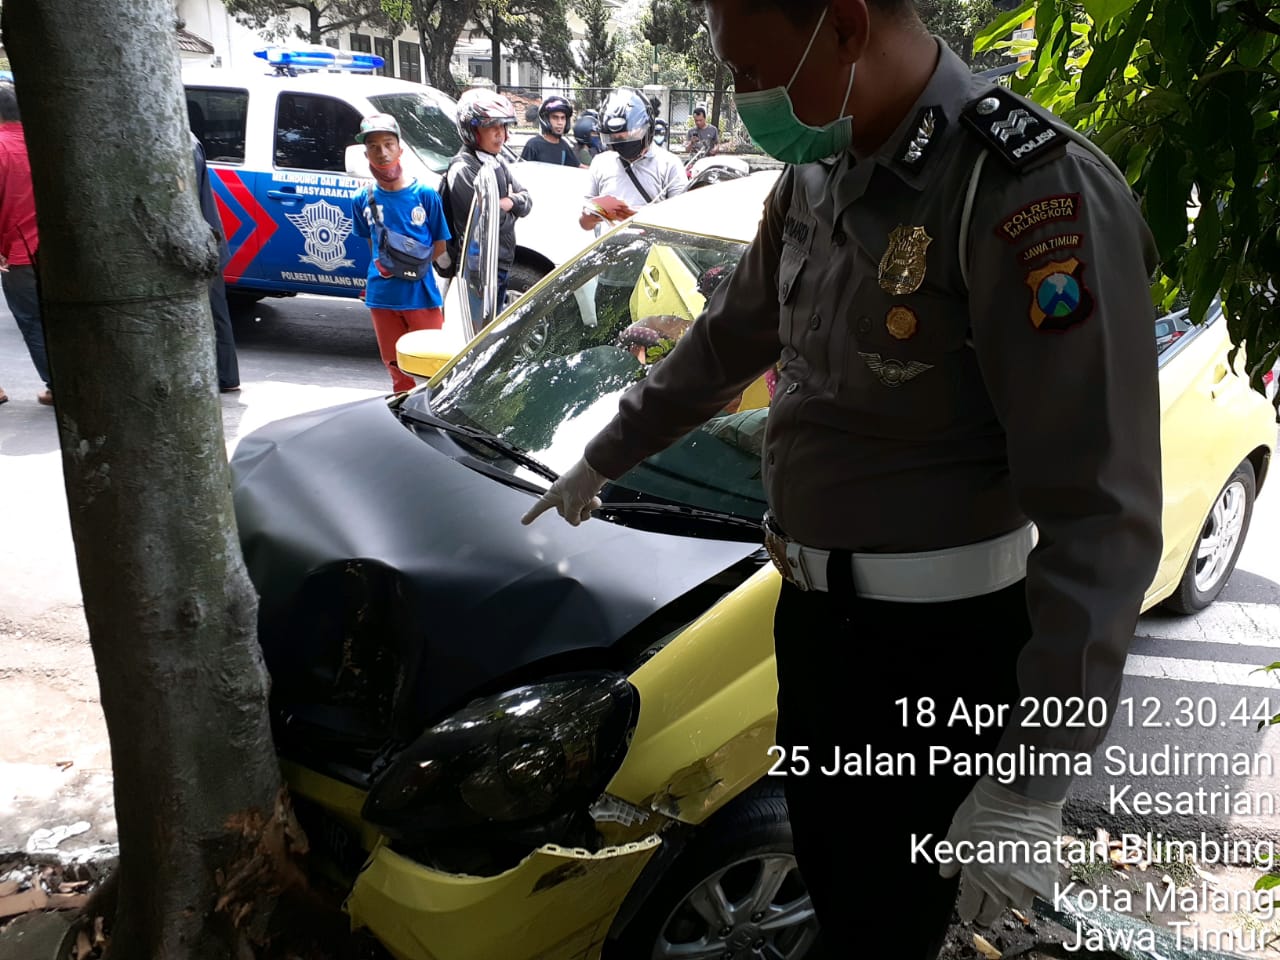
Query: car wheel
503 261 545 311
609 784 820 960
227 292 264 313
1163 460 1255 615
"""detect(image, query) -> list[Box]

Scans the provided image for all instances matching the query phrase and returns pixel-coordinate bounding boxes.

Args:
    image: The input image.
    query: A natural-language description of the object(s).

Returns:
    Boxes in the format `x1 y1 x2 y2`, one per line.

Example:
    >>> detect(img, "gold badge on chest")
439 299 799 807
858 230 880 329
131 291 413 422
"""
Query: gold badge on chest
886 305 918 340
878 225 932 295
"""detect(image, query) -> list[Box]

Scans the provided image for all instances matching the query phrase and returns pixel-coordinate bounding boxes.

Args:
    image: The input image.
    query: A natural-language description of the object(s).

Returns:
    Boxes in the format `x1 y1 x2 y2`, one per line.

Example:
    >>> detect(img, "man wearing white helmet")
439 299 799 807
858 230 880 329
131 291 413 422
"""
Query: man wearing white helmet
578 87 686 232
442 88 532 308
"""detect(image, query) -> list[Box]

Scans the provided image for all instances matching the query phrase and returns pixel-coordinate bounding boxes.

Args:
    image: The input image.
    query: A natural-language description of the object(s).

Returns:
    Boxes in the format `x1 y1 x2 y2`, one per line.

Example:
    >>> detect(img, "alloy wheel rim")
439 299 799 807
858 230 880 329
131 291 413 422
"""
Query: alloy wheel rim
517 316 551 360
1194 480 1247 593
651 853 818 960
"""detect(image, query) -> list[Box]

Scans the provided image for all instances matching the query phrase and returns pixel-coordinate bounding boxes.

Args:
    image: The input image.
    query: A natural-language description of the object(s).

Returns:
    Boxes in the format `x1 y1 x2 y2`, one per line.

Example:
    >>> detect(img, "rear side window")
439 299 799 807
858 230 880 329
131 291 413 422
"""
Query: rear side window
186 87 248 164
274 93 362 173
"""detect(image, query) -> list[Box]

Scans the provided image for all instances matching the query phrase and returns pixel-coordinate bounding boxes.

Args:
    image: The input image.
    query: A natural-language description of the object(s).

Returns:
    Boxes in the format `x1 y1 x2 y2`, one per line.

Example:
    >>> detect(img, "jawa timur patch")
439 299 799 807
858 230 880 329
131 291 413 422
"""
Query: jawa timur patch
1026 257 1094 332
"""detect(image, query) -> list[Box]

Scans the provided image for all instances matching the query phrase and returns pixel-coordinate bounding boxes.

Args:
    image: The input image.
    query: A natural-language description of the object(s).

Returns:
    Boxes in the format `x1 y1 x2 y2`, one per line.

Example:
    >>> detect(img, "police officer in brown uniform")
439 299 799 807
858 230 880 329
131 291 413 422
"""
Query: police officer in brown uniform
523 0 1162 954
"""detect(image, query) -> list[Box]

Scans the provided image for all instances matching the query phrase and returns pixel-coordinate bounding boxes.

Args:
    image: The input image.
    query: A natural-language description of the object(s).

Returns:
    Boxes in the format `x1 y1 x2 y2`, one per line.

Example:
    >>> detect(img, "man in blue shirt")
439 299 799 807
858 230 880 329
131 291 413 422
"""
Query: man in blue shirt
351 114 451 393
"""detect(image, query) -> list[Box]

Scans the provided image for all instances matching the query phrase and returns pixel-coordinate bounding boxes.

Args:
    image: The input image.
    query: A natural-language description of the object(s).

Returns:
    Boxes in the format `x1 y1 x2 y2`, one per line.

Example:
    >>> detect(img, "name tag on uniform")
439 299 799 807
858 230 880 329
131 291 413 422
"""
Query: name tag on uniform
783 211 815 254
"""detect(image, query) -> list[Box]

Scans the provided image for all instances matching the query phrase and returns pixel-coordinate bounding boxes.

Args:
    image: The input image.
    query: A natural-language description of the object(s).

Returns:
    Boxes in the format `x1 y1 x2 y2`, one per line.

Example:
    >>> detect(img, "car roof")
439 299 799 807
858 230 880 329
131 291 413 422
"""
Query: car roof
630 170 781 243
181 65 454 102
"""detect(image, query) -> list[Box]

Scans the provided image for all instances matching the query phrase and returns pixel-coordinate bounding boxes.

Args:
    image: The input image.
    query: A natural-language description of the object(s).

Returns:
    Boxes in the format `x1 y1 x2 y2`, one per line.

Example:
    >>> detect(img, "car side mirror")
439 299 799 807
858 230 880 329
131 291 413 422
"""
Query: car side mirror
397 328 461 380
345 144 371 178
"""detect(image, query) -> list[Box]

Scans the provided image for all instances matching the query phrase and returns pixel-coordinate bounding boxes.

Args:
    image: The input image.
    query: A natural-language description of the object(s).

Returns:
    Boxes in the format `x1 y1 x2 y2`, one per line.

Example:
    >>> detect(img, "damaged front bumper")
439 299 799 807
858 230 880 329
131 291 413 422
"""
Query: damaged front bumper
283 764 661 960
348 836 661 960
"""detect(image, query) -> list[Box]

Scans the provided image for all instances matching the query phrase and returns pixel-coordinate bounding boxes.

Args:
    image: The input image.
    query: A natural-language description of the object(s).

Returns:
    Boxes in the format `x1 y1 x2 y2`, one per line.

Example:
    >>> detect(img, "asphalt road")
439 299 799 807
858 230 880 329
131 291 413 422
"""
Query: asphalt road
2 292 1279 857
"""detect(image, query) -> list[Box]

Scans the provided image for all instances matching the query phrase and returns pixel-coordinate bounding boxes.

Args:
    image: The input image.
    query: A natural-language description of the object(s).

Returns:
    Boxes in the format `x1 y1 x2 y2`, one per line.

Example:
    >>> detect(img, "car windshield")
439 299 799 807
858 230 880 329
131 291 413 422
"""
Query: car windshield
429 226 769 520
368 91 461 173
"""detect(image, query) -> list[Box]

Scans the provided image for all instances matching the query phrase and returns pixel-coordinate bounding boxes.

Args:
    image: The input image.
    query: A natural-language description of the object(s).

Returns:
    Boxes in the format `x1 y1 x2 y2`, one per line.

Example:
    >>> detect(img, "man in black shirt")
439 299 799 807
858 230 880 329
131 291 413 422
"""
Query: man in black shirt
519 95 584 167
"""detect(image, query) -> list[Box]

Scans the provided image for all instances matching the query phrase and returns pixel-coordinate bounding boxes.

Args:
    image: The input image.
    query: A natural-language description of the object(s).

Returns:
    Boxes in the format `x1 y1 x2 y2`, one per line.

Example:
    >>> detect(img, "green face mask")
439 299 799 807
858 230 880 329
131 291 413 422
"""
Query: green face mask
735 7 856 165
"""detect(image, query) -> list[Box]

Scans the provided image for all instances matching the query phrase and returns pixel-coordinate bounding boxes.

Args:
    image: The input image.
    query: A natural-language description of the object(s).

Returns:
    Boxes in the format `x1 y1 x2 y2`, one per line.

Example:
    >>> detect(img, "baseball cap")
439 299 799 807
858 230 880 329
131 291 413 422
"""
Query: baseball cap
356 113 400 143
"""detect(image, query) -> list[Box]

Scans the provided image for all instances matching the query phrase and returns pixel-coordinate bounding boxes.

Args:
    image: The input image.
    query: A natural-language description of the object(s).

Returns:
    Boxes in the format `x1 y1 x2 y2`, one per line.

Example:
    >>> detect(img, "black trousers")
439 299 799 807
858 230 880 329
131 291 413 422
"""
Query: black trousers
210 276 240 390
772 574 1030 959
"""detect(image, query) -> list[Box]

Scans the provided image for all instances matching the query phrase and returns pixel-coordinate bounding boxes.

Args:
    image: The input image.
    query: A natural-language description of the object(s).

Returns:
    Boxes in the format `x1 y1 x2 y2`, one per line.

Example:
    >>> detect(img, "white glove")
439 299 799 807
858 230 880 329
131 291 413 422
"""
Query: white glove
520 458 608 527
939 776 1063 926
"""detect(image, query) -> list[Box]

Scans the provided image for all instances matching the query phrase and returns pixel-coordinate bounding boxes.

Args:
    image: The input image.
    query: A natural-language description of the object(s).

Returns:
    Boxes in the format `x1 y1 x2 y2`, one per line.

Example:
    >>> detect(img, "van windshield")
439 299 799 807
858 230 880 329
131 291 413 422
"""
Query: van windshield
368 91 462 173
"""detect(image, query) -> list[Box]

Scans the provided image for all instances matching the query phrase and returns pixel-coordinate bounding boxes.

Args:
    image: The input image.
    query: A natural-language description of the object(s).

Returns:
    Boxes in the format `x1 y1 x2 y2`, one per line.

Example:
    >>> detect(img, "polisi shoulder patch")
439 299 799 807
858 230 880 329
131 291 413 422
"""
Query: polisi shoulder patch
961 88 1066 172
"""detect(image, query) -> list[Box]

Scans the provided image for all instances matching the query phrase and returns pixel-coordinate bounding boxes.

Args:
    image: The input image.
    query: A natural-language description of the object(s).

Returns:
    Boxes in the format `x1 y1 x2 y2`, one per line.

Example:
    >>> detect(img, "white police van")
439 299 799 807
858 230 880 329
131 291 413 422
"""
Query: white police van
183 48 589 308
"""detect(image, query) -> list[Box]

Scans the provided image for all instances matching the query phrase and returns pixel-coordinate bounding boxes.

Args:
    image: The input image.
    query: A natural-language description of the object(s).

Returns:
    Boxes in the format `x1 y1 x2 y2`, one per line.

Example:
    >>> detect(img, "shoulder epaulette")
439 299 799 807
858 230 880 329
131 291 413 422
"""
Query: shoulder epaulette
960 87 1067 172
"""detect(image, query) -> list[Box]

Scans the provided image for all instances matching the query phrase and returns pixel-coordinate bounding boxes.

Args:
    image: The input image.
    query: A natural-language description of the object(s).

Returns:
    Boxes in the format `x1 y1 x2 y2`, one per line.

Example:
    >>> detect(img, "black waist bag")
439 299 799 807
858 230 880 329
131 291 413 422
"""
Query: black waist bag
367 187 432 281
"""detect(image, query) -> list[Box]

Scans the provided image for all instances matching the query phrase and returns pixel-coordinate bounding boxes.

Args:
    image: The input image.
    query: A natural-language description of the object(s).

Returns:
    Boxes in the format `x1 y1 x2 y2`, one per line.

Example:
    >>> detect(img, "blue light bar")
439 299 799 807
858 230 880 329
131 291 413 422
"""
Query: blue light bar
254 47 385 72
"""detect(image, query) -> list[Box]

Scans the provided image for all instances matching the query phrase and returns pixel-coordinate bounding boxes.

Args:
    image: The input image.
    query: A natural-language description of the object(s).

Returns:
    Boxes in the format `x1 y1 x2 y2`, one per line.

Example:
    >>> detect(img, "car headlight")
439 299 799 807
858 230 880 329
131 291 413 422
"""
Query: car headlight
363 673 637 838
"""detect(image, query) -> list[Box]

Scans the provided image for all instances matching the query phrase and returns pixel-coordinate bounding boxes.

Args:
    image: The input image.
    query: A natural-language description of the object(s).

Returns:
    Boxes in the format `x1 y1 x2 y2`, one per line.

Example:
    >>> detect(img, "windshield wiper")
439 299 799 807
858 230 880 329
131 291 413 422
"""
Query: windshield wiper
596 501 764 535
399 408 560 484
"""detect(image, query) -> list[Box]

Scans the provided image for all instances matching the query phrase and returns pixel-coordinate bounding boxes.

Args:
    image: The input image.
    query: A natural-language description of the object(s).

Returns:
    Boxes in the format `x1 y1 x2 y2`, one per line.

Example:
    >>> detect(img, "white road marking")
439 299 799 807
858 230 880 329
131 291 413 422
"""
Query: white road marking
1124 654 1280 689
1136 601 1280 647
1128 601 1280 689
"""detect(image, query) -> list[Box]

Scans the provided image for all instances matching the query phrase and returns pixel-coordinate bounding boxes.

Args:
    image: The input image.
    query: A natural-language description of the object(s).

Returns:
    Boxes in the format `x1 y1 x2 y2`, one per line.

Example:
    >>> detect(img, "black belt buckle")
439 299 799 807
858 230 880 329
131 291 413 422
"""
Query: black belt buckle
762 514 809 590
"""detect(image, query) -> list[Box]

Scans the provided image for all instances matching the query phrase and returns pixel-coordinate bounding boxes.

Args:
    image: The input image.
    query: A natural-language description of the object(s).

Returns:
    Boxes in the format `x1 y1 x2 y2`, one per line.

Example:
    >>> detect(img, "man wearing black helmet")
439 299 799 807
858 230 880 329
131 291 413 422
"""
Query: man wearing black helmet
578 87 686 232
520 95 584 167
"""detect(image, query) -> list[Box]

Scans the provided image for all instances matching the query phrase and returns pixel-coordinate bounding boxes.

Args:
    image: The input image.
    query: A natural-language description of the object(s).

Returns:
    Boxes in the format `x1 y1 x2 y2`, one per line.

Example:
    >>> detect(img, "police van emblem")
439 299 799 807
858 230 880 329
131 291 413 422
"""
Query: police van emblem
285 200 355 272
859 352 932 387
1026 257 1093 331
878 225 931 295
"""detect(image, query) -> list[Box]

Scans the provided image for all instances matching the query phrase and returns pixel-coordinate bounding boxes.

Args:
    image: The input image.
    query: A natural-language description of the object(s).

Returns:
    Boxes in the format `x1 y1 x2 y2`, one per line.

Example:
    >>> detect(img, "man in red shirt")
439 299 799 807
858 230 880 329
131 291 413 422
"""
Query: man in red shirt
0 83 51 407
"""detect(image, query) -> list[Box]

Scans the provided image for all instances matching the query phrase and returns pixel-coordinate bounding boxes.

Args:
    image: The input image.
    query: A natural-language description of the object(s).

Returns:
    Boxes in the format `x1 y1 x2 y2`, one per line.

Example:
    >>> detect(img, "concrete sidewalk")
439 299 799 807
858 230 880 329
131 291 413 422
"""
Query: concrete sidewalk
0 345 383 858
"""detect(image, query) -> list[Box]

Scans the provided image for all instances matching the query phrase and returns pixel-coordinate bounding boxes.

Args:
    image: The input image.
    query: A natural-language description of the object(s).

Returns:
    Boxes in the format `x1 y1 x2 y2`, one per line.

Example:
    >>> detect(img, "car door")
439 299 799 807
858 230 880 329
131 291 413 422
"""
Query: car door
1148 305 1248 601
253 91 370 298
449 163 501 343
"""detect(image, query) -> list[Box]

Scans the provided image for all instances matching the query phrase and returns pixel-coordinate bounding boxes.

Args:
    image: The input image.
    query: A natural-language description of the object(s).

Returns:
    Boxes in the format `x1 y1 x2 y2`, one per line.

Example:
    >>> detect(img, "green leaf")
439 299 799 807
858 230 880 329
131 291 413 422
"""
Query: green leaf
1189 252 1227 323
1080 26 1122 101
1083 0 1138 26
973 0 1036 53
1255 874 1280 891
1145 142 1192 261
1195 189 1221 252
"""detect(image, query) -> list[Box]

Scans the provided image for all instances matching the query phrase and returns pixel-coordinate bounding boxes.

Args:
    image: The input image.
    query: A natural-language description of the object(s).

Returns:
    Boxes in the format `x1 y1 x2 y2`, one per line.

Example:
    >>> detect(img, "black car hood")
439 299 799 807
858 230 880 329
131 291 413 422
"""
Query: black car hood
231 396 758 737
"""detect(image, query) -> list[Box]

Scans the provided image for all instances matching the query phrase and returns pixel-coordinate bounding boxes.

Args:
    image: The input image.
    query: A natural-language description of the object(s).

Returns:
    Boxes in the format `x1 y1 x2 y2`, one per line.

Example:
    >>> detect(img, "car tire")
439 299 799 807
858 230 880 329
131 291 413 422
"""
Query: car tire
608 783 820 960
503 261 545 311
227 292 264 313
1163 459 1256 615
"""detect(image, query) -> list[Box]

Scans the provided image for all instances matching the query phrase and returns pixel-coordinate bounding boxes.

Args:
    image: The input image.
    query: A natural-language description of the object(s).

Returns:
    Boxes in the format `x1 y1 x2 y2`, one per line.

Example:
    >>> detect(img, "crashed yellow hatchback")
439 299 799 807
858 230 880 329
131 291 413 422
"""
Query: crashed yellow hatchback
230 170 1274 960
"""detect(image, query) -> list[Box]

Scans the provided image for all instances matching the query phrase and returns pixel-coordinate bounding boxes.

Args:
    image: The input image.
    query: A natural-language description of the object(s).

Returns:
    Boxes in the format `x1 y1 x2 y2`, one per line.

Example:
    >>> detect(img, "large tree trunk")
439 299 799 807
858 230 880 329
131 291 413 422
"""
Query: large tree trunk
491 13 504 89
308 2 323 44
421 0 478 95
710 60 726 130
2 3 295 958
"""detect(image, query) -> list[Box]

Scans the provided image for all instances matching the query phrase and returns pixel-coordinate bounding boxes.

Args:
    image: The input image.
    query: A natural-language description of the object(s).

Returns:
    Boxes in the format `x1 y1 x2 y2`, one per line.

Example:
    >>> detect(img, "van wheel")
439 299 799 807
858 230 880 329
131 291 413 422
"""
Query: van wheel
503 261 545 311
609 785 820 960
1163 460 1255 614
227 292 264 313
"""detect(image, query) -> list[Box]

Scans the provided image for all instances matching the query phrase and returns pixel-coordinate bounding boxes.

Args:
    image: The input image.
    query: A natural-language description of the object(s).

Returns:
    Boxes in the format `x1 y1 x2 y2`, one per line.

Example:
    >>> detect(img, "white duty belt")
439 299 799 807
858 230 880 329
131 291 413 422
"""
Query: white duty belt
762 516 1037 602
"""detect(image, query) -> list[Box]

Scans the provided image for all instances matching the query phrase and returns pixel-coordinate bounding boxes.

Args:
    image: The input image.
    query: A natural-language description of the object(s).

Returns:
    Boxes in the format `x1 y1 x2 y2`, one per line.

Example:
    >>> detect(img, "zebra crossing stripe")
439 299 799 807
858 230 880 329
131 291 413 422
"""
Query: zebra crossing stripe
1124 654 1280 690
1136 601 1280 647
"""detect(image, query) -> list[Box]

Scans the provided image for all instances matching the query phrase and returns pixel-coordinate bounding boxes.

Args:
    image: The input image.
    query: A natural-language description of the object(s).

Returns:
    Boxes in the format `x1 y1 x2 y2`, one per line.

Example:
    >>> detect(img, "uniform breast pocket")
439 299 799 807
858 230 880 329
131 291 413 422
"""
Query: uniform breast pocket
839 291 973 438
777 245 807 349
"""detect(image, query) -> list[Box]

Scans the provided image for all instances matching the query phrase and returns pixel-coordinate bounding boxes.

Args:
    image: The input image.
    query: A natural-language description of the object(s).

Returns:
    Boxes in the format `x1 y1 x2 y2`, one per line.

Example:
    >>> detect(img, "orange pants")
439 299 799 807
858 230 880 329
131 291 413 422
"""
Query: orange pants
369 306 444 392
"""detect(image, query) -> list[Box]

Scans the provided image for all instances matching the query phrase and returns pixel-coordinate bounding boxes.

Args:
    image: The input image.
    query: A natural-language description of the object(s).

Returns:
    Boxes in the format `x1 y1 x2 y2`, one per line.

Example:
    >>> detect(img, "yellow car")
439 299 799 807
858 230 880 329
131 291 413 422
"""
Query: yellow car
231 172 1275 960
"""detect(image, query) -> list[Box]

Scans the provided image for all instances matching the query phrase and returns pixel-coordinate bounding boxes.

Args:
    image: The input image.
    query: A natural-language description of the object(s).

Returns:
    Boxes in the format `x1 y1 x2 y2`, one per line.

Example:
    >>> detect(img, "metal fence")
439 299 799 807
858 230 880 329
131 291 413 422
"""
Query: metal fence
497 85 750 154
